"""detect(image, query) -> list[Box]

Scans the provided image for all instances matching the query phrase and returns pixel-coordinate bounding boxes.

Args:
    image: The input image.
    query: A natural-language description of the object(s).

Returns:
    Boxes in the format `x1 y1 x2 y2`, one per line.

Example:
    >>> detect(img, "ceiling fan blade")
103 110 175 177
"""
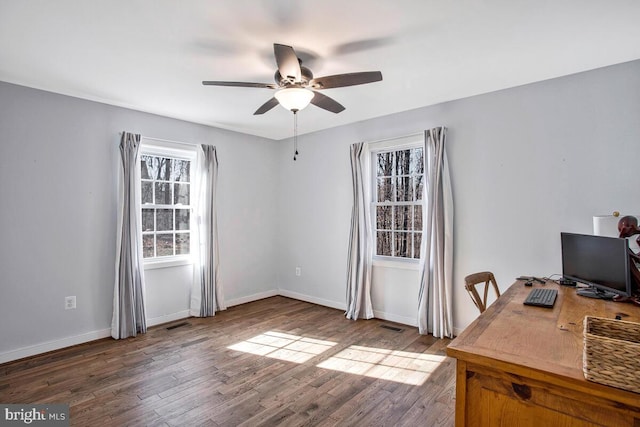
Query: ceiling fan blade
254 97 280 115
274 43 301 82
309 71 382 89
310 91 345 114
202 81 277 89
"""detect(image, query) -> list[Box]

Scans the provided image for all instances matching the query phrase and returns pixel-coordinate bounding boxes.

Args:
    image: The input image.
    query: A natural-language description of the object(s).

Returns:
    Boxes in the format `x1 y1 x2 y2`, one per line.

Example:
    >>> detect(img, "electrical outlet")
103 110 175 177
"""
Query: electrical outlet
65 296 76 310
295 267 301 276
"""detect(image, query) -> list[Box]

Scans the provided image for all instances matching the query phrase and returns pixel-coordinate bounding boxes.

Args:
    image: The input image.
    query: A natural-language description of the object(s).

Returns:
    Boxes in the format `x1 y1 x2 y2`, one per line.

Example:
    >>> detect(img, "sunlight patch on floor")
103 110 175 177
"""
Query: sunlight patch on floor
316 345 446 385
228 331 337 363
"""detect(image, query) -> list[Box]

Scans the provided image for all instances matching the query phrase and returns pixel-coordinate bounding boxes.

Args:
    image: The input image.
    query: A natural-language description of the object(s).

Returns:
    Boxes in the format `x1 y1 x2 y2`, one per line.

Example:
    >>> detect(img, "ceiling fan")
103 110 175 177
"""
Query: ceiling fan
202 43 383 115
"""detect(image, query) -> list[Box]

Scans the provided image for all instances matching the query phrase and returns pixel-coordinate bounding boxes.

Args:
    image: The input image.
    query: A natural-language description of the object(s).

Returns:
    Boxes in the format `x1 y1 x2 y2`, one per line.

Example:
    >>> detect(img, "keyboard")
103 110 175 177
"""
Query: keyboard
523 288 558 308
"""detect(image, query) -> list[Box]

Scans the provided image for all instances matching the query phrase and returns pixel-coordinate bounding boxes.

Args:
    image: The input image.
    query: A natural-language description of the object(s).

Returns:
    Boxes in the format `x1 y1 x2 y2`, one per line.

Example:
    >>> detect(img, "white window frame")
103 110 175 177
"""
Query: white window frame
140 138 198 270
369 134 424 268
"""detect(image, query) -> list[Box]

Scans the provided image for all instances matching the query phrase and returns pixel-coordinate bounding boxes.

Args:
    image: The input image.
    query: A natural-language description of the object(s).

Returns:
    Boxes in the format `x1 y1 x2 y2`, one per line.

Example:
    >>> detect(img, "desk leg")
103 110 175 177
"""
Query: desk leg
455 360 468 427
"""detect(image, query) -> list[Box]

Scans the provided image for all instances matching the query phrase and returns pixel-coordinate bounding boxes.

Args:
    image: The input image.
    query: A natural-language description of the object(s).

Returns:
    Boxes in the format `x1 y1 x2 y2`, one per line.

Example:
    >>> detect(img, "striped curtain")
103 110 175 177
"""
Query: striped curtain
418 127 454 338
112 132 147 339
190 145 225 316
345 142 374 320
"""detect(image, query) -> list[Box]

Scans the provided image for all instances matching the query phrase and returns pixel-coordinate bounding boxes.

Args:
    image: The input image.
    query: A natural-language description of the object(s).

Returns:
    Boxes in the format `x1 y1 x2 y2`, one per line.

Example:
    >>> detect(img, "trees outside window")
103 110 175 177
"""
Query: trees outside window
140 154 191 259
373 147 424 259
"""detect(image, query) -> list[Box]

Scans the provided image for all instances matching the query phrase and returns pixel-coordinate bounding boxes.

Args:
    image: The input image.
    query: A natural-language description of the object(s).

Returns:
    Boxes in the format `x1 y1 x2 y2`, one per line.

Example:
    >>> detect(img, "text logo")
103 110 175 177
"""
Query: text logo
0 405 69 426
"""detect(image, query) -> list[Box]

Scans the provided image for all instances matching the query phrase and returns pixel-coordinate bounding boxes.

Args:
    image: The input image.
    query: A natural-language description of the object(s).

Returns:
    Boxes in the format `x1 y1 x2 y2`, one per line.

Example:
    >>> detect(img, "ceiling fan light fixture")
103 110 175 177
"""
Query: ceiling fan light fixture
275 88 314 111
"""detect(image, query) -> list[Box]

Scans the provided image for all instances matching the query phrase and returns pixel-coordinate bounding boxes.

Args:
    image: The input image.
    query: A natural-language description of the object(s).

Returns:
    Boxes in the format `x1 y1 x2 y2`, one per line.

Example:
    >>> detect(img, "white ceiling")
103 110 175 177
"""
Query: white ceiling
2 1 640 140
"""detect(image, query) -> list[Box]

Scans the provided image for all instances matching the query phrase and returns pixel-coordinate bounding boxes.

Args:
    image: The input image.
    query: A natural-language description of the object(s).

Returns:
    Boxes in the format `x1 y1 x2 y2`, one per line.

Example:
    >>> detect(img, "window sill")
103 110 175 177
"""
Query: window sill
372 257 420 271
144 257 193 270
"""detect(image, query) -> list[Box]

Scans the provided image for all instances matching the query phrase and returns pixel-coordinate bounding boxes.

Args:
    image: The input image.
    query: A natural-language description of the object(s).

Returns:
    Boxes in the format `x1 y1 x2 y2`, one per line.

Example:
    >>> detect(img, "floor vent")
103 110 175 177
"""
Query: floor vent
380 325 403 332
166 322 190 330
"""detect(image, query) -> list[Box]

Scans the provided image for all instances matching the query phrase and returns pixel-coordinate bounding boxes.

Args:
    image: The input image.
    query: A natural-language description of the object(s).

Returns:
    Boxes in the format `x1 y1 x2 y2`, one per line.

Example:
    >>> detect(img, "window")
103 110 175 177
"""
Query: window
140 152 192 259
373 146 424 259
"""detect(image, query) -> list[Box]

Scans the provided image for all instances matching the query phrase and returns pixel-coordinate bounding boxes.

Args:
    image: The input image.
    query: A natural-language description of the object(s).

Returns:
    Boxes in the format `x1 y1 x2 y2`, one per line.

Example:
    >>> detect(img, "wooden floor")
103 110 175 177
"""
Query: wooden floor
0 297 455 426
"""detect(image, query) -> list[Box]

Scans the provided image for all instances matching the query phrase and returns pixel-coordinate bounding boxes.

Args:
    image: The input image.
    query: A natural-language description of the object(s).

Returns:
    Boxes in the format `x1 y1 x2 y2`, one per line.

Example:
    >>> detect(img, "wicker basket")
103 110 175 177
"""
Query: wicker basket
583 316 640 393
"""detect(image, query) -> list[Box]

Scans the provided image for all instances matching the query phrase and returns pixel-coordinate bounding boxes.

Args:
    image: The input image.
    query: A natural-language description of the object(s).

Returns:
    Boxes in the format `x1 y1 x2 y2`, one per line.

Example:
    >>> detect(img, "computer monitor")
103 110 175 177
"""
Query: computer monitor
560 232 633 299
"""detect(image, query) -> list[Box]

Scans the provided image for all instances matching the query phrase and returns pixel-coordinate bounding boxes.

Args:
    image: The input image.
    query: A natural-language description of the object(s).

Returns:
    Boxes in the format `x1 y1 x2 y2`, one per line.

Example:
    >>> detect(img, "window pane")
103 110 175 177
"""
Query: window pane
156 209 174 231
395 149 411 176
142 209 154 232
172 159 191 182
415 175 424 201
414 205 423 231
174 183 190 205
377 231 392 256
143 235 154 258
377 178 393 202
176 233 190 255
176 209 190 231
413 233 422 259
411 148 424 175
394 205 412 231
376 152 393 177
395 176 413 202
394 232 411 258
141 155 156 180
141 181 153 204
376 206 392 230
373 147 426 260
156 234 174 257
140 154 192 260
155 182 172 204
156 158 172 181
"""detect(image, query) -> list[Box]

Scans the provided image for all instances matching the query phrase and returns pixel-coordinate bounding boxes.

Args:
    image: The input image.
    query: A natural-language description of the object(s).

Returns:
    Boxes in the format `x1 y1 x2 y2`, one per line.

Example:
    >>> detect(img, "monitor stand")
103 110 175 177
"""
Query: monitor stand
576 286 617 300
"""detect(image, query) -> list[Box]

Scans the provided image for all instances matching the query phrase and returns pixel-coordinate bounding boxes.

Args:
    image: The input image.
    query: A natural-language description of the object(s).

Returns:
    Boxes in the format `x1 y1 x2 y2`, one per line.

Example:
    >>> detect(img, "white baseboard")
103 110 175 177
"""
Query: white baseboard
277 290 421 329
372 309 418 327
0 290 460 365
147 310 191 327
226 290 279 308
0 328 112 365
277 289 346 311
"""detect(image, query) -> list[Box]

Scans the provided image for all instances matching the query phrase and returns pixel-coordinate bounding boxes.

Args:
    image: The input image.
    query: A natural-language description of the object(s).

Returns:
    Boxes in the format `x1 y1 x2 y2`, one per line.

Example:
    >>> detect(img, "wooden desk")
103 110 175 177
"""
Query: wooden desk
447 281 640 427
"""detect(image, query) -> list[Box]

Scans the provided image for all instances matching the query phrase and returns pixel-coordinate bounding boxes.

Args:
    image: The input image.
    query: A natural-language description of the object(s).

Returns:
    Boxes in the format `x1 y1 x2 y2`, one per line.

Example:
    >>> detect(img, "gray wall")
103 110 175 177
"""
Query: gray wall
0 82 279 361
276 59 640 332
2 59 639 361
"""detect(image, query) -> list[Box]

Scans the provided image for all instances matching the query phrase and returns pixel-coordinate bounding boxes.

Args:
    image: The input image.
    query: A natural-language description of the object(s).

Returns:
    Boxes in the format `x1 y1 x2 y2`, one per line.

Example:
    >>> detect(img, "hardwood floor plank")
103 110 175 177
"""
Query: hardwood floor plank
325 382 392 427
0 296 455 426
237 406 297 427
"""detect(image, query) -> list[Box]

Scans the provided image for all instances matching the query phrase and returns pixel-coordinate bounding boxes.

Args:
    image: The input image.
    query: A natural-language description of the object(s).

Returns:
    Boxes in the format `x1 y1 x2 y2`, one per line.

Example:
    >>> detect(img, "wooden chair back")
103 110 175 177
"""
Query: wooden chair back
465 271 501 314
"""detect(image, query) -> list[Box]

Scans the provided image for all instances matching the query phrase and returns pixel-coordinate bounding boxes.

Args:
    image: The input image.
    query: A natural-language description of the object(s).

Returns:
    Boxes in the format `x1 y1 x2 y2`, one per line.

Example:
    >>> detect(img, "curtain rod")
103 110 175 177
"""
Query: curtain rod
119 132 200 148
366 131 424 145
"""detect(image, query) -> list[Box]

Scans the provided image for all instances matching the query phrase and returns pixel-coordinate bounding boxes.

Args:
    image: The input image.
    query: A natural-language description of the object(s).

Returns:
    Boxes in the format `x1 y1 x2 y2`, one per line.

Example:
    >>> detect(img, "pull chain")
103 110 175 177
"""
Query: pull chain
292 109 299 161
